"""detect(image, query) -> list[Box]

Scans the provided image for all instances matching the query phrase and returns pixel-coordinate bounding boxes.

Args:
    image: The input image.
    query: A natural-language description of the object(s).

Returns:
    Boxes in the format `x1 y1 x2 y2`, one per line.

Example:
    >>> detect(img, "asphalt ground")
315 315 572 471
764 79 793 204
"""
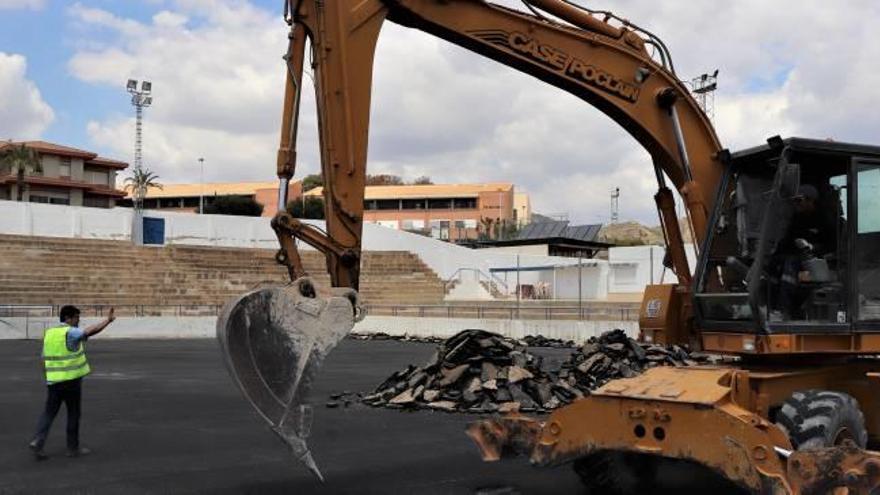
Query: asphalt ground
0 339 589 495
0 339 749 495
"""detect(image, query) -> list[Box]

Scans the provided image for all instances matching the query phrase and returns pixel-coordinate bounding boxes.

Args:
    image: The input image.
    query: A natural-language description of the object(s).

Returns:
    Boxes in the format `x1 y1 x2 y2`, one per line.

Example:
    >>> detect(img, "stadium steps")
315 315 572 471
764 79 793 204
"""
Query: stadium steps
0 234 445 308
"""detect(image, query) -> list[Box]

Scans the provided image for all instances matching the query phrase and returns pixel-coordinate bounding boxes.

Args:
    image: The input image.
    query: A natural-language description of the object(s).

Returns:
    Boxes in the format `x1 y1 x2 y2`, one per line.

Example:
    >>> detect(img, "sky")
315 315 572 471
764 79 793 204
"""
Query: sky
2 0 879 224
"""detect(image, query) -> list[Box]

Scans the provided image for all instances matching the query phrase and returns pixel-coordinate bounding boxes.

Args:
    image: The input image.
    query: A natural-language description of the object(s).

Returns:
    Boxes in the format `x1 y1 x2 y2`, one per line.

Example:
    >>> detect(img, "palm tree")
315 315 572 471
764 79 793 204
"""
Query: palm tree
479 216 495 240
0 142 43 201
123 168 163 210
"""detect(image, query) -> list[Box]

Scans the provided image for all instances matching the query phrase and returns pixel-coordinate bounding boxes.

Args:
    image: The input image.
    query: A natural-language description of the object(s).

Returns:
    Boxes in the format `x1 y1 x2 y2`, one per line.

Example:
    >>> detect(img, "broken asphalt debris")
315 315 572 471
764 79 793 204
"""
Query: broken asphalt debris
333 329 711 414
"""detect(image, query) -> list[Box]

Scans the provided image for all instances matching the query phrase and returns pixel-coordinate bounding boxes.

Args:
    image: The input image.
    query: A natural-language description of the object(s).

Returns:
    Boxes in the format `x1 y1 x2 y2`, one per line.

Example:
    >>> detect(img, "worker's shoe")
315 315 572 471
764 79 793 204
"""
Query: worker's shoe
66 447 91 458
28 441 48 461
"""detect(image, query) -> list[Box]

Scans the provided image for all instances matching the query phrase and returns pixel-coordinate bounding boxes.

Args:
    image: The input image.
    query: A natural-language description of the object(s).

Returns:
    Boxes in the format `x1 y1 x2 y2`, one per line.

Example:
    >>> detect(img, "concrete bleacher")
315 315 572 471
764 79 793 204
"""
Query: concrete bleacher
0 234 445 311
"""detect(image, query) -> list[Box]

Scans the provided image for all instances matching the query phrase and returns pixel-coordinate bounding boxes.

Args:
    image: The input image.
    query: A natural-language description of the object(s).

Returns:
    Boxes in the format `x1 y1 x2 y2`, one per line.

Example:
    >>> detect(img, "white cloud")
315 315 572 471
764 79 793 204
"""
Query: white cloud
0 52 54 139
0 0 44 10
69 0 880 223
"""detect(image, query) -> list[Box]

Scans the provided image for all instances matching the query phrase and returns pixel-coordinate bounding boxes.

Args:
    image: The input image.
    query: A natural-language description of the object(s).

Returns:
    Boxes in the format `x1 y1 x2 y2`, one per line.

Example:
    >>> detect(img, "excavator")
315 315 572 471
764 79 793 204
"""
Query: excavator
216 0 880 493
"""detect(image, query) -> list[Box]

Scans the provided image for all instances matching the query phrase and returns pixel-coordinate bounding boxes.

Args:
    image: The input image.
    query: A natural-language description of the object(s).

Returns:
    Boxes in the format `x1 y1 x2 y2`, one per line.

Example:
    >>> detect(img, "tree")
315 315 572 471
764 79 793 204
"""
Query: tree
301 174 323 192
287 196 325 219
203 195 264 216
411 176 433 185
0 142 43 202
479 216 496 240
365 174 404 186
123 168 163 210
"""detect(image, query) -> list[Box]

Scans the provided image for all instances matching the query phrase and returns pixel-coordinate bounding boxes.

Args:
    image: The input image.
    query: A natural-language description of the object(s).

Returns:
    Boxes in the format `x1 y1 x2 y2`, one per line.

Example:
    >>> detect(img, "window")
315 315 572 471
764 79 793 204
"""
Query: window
85 167 110 186
29 189 69 205
376 199 400 210
428 198 452 209
401 199 425 210
59 157 71 177
453 198 477 209
857 163 880 320
83 196 107 208
430 220 450 240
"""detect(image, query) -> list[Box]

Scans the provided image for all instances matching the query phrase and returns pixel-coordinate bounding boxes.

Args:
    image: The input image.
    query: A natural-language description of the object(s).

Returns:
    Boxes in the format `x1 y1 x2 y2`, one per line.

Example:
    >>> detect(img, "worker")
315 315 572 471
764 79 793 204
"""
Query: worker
28 305 115 460
776 184 840 318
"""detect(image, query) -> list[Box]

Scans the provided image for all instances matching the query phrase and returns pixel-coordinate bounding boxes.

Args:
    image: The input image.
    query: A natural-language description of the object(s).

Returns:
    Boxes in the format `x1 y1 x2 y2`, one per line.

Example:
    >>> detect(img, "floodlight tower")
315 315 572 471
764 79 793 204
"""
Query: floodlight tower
127 79 153 177
126 79 153 244
689 70 718 121
610 187 620 224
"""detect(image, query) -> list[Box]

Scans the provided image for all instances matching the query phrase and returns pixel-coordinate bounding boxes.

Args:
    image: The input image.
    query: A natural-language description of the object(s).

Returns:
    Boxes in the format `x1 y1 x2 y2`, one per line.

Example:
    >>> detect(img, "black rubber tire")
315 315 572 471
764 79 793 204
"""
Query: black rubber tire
775 389 868 450
572 451 657 495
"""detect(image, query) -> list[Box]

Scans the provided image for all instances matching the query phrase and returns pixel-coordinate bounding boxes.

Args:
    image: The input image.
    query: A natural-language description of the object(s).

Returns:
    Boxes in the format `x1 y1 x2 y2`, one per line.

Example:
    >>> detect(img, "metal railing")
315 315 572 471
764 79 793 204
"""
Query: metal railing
0 304 222 318
0 302 638 321
444 268 512 297
364 303 638 321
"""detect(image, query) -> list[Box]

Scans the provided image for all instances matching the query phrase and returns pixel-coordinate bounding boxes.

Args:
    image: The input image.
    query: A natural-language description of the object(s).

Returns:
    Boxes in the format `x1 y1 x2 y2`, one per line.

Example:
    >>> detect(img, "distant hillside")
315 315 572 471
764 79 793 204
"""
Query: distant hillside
599 222 663 246
598 219 695 246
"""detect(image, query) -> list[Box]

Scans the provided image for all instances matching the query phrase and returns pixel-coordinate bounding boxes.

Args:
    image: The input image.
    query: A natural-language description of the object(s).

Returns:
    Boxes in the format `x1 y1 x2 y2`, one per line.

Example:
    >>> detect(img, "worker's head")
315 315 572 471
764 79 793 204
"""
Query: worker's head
59 305 81 326
793 184 819 213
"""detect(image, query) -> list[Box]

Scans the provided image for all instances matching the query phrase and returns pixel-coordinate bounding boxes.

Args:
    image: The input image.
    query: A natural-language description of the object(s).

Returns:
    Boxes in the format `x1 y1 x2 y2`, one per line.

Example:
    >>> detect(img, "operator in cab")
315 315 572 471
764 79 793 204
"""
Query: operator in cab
776 184 841 319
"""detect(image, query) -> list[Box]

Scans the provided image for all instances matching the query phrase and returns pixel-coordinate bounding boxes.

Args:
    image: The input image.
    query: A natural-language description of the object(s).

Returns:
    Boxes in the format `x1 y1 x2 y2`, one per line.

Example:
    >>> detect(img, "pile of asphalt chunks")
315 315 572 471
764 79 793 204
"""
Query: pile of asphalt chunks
559 328 708 396
359 328 708 414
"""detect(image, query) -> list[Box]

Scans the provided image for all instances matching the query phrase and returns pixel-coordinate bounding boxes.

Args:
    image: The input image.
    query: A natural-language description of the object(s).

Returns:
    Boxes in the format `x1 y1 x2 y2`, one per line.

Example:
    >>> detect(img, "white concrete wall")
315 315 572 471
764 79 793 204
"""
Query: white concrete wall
537 262 609 300
0 200 680 297
606 244 696 293
0 315 636 342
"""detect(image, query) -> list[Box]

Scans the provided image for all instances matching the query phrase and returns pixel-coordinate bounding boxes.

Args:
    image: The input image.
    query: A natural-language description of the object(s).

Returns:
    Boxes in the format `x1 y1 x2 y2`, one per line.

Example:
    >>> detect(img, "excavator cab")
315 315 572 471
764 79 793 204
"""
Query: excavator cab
695 137 880 340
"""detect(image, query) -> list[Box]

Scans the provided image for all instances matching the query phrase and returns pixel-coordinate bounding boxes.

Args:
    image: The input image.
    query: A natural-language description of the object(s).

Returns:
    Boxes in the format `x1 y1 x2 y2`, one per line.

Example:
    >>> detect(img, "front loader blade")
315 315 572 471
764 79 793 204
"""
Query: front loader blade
217 278 360 481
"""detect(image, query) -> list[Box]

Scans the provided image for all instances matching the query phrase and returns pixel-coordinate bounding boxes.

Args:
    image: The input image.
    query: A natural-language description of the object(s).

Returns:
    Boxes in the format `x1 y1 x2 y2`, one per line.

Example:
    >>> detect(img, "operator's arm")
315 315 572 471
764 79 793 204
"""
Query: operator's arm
84 307 116 337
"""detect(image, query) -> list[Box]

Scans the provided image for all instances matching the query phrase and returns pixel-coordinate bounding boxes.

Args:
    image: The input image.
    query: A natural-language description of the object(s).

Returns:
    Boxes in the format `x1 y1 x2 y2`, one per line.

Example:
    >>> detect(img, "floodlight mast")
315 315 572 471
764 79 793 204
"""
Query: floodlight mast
126 79 153 244
127 79 153 179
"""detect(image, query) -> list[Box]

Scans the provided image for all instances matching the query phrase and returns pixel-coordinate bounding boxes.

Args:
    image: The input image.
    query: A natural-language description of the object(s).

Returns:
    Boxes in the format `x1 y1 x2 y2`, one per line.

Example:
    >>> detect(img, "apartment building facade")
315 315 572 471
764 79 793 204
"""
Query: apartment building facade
121 181 304 216
306 182 519 241
0 141 128 208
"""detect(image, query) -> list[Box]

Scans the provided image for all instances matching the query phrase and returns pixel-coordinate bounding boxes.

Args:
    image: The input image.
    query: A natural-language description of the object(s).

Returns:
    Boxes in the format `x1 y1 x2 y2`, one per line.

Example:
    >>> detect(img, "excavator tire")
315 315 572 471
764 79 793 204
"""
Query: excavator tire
775 389 868 450
573 451 749 494
573 451 656 495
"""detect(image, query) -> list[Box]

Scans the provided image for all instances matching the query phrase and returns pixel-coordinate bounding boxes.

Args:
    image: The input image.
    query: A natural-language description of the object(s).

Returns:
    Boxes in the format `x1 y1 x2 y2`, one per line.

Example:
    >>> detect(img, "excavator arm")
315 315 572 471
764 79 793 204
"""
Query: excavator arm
217 1 880 492
274 0 723 292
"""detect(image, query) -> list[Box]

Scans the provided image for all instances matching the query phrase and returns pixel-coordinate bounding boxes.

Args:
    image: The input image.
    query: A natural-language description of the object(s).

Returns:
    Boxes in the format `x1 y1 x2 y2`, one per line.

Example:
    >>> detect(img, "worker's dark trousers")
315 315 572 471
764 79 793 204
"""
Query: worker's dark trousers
31 378 82 450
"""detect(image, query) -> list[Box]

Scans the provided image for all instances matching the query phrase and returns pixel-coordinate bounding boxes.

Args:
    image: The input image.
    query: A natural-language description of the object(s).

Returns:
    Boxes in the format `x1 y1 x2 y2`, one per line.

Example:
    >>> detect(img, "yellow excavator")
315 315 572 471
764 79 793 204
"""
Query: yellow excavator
216 0 880 492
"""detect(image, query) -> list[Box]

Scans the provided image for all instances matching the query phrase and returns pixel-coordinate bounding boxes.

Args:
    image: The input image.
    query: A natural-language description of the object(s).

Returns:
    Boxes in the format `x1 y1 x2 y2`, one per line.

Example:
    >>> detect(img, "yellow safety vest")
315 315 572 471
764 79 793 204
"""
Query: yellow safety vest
43 325 90 383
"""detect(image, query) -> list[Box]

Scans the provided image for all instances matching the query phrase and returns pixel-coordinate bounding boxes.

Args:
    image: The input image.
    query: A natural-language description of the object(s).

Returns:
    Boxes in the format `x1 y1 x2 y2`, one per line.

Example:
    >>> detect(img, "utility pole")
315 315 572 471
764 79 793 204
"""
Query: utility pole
126 79 153 244
198 157 205 214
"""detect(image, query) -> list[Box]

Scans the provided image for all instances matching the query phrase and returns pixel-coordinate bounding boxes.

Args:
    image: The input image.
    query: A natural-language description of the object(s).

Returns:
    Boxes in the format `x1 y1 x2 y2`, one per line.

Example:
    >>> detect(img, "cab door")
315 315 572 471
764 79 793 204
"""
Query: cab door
853 159 880 328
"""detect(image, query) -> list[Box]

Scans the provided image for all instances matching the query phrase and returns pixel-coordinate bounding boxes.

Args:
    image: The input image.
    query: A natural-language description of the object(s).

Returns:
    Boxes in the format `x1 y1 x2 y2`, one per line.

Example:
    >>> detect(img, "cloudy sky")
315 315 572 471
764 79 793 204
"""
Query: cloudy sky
2 0 878 224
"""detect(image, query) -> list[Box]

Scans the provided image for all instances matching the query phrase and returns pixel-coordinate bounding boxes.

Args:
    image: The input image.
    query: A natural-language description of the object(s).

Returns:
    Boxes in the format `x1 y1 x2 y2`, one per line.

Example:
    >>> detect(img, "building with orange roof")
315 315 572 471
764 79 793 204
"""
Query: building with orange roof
0 140 128 208
305 182 520 241
127 179 526 242
119 180 303 216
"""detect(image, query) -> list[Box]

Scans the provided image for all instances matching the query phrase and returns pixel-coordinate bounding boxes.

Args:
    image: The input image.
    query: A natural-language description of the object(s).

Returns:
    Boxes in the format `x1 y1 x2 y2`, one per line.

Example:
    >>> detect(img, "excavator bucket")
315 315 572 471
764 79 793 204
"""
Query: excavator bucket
216 278 361 481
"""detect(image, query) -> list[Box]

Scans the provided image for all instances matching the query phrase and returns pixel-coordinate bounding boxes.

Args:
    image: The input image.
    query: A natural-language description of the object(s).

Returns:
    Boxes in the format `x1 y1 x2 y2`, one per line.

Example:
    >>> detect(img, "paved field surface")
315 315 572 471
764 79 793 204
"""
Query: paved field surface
0 339 746 494
0 339 586 494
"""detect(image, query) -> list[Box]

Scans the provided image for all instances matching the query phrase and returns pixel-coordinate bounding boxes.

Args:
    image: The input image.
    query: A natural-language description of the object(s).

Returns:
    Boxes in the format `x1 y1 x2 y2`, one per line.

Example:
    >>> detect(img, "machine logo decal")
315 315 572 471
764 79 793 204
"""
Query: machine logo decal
645 298 662 318
469 30 640 103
